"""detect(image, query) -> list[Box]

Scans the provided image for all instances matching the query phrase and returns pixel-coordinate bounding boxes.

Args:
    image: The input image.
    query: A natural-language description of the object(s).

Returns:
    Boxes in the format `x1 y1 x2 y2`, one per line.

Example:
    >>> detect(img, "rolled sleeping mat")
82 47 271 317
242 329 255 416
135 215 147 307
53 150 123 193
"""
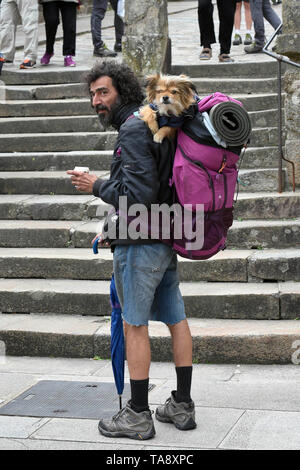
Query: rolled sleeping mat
209 101 252 147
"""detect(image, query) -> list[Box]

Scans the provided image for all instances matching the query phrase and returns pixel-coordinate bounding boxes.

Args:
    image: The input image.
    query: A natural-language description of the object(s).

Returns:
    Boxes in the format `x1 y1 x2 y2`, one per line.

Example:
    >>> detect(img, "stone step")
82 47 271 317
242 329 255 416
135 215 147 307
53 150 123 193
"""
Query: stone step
0 171 110 195
242 146 281 169
0 219 299 250
227 219 300 250
250 126 279 147
2 78 279 102
1 192 299 221
0 220 88 248
0 116 101 134
0 194 105 220
0 127 279 153
1 67 88 86
235 192 300 220
2 83 87 101
1 278 299 320
0 109 280 135
0 93 280 117
0 147 280 172
0 151 114 172
0 168 284 196
1 314 299 363
0 99 93 118
0 247 299 283
171 61 283 79
1 61 281 87
0 133 116 153
193 77 277 94
249 109 282 129
238 168 286 192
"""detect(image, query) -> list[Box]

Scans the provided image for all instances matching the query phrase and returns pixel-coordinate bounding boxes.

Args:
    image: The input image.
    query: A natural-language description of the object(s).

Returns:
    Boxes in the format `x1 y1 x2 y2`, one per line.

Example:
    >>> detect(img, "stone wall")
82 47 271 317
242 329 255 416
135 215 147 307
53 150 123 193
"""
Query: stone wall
277 0 300 63
284 70 300 187
277 0 300 188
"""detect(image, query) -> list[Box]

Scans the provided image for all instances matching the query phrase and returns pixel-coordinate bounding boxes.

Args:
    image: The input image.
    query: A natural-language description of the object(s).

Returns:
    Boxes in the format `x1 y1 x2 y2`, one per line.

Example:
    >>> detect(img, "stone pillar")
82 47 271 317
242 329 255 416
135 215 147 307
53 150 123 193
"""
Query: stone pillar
277 0 300 188
284 71 300 188
122 0 171 79
277 0 300 63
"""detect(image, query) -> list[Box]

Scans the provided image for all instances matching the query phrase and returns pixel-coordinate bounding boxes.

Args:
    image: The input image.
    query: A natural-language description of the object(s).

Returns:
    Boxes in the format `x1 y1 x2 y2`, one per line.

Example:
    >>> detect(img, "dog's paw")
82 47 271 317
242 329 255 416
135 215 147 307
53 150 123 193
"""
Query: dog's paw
153 132 164 143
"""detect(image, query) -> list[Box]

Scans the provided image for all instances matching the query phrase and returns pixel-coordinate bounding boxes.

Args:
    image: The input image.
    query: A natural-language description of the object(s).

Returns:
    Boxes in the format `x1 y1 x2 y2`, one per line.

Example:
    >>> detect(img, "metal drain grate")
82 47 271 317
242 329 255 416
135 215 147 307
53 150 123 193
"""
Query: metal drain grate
0 380 154 420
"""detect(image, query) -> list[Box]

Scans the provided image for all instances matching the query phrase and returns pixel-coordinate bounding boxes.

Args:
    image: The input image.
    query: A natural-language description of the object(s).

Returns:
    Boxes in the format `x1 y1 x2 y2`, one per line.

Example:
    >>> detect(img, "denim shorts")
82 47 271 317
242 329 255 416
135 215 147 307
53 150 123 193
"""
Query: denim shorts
113 243 186 326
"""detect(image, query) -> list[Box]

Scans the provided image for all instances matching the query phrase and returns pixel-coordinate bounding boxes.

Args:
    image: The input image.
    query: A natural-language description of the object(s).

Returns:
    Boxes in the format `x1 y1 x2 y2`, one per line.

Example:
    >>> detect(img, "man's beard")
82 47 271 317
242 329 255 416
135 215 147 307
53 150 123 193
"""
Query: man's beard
96 96 122 130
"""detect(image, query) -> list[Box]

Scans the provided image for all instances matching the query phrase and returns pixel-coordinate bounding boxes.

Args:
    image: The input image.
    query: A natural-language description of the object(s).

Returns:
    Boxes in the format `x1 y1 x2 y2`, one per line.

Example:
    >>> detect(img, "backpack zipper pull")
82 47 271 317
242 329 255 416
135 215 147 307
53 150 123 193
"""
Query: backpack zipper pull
218 155 227 173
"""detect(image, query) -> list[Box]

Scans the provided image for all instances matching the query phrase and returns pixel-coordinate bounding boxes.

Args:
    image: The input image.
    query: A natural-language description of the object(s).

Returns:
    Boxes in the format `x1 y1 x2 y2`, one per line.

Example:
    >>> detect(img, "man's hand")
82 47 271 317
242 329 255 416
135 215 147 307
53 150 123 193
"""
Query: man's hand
91 233 111 248
67 170 98 194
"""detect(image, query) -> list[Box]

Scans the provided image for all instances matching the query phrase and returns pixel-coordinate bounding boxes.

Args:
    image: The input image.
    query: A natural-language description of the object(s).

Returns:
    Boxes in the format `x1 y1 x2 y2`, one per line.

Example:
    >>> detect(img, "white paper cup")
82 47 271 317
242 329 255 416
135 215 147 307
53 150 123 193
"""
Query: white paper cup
73 166 90 173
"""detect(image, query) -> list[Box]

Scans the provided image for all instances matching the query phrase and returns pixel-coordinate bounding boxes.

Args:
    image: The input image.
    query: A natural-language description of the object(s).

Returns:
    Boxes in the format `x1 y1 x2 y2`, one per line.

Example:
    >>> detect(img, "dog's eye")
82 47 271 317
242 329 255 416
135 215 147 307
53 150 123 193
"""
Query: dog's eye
171 90 178 95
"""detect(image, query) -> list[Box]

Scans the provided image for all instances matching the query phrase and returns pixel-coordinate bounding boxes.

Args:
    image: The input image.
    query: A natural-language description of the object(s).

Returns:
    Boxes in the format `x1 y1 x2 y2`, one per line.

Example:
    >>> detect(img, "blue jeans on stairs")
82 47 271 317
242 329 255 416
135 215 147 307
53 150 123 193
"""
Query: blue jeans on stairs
249 0 281 47
91 0 124 48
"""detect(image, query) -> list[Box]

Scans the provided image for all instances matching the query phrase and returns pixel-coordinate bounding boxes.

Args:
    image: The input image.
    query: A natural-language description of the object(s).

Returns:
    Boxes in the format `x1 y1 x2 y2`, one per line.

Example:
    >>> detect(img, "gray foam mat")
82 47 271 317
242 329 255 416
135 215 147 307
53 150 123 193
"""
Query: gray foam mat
0 380 155 419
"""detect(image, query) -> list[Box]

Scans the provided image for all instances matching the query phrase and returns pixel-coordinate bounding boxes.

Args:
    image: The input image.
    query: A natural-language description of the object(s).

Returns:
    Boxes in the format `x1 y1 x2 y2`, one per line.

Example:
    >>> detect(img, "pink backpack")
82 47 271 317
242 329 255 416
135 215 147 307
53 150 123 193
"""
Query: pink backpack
168 93 248 260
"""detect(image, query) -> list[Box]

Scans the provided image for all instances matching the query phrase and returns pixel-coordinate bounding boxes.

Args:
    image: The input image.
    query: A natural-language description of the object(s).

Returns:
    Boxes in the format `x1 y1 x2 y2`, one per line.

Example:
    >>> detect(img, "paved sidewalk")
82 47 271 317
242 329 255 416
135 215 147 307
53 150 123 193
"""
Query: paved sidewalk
0 357 300 450
8 1 282 69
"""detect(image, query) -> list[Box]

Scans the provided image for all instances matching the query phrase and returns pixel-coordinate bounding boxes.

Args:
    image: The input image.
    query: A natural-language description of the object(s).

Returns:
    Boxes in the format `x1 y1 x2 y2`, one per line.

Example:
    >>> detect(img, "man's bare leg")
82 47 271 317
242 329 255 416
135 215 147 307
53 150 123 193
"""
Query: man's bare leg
124 322 151 413
168 318 193 367
124 323 151 379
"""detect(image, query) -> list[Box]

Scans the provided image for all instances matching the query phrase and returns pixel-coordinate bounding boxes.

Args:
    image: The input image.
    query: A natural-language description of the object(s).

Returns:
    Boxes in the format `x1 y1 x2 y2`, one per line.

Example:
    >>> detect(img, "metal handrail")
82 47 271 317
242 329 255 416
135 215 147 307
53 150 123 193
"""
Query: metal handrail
263 23 300 193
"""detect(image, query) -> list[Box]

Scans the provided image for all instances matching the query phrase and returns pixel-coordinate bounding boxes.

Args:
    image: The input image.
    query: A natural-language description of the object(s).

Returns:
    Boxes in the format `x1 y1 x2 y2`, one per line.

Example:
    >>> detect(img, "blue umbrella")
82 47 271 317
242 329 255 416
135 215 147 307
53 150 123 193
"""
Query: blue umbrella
93 237 124 410
109 273 125 410
0 55 4 76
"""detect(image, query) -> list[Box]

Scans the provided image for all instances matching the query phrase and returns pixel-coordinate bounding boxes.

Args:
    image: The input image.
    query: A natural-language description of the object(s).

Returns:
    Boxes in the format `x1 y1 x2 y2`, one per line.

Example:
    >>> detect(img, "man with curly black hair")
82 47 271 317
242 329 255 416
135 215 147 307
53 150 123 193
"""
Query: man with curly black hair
67 61 196 441
84 60 145 130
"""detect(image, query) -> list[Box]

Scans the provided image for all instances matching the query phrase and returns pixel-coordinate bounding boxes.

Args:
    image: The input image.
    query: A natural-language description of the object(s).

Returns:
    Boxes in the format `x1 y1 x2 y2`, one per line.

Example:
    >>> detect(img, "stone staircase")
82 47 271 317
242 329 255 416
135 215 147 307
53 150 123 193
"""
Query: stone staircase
0 61 299 364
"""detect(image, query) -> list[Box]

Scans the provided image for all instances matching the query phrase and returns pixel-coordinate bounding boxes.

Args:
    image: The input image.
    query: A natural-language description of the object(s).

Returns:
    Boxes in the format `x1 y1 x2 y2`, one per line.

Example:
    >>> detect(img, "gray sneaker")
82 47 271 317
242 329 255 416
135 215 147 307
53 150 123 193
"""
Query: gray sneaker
155 391 197 430
93 43 117 58
98 400 156 440
244 42 263 54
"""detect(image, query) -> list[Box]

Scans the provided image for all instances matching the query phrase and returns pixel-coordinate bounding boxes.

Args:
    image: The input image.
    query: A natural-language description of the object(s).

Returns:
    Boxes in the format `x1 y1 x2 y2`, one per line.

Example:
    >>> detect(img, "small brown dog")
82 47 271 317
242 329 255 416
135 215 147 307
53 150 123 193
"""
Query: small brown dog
139 73 196 143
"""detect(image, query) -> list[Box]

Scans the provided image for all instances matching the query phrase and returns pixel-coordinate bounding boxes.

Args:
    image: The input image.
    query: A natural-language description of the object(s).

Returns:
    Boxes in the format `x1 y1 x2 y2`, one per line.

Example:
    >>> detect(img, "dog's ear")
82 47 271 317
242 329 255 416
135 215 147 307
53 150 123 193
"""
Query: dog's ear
179 75 196 93
177 75 197 106
178 74 193 90
145 73 160 102
146 73 160 86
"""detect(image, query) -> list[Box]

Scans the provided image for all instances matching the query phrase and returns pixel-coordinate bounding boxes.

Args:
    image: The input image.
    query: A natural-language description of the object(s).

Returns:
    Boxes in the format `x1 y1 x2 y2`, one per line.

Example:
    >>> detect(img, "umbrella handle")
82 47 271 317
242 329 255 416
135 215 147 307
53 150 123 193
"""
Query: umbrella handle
92 237 100 254
119 395 122 410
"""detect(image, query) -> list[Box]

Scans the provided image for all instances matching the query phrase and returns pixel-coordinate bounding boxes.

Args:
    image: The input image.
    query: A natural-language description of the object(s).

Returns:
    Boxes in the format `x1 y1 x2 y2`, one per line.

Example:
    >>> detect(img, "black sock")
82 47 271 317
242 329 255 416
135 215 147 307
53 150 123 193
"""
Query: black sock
175 366 193 403
130 378 149 413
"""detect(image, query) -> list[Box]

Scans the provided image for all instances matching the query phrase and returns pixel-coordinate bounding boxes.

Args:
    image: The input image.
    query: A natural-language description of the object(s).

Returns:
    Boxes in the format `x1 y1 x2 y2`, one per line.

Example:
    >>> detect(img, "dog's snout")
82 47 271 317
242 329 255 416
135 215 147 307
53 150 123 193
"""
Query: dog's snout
162 95 170 104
